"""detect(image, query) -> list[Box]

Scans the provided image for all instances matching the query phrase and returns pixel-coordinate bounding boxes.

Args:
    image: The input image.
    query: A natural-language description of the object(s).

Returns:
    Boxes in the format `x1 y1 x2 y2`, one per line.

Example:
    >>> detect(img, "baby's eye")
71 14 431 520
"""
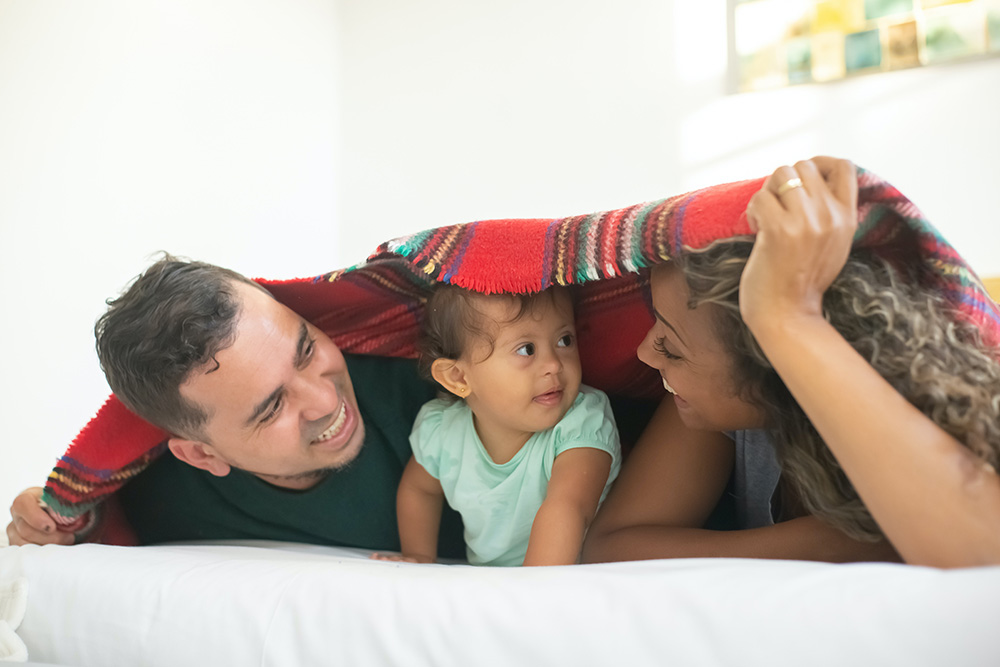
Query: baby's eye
515 343 536 356
557 334 574 348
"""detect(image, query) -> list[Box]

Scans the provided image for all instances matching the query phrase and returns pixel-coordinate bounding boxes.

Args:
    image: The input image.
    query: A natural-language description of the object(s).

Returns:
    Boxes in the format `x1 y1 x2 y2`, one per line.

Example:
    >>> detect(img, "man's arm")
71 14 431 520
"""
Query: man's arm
6 487 75 546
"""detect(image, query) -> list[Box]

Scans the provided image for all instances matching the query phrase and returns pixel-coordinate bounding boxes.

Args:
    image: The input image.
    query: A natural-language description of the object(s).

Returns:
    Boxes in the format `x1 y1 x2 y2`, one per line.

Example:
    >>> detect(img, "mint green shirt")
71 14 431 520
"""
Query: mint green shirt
411 385 621 567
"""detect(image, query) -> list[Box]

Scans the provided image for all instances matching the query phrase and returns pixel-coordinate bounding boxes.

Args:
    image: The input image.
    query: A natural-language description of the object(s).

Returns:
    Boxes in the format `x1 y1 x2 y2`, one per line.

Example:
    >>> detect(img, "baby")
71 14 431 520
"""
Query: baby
375 285 621 566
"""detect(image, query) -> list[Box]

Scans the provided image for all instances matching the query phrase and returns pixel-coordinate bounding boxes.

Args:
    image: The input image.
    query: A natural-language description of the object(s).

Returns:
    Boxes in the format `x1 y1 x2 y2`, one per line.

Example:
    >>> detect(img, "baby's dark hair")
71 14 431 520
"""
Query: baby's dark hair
417 285 572 380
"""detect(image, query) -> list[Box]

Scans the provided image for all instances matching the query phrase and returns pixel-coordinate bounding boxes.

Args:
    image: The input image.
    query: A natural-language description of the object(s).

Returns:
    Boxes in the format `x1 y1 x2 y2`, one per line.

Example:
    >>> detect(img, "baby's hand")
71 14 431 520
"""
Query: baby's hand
370 552 434 563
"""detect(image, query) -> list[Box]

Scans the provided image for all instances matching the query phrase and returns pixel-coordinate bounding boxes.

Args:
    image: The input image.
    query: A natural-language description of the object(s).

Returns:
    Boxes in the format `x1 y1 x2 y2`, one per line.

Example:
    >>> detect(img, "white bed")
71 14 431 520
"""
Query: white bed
1 541 998 666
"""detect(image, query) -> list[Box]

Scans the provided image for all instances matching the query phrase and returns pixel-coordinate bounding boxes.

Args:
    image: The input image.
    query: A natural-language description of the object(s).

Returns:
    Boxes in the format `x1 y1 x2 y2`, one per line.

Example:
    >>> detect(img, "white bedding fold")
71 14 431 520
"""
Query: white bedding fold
0 577 28 663
1 542 998 667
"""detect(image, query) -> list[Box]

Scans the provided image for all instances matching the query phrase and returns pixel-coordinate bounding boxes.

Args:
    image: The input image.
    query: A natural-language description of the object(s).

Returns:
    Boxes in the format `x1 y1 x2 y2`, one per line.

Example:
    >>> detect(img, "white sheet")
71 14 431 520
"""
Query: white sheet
1 541 998 667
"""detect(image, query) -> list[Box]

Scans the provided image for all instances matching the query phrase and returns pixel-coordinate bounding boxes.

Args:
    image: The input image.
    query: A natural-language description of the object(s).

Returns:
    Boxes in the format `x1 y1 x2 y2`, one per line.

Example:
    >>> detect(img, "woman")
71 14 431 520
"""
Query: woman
582 157 1000 568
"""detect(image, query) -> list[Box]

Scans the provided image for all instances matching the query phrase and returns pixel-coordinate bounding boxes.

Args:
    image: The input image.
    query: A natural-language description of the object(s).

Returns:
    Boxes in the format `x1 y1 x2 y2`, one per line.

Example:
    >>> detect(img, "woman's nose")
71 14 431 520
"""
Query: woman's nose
636 327 657 368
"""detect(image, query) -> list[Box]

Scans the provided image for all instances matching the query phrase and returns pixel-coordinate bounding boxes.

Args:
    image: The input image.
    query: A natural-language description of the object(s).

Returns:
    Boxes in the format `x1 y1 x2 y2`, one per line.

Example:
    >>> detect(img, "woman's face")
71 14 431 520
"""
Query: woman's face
637 263 767 432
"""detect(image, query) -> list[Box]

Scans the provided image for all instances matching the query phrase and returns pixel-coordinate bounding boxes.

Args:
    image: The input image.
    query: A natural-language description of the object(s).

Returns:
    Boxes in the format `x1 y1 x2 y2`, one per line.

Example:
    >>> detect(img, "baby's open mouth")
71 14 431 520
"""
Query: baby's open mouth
533 388 564 405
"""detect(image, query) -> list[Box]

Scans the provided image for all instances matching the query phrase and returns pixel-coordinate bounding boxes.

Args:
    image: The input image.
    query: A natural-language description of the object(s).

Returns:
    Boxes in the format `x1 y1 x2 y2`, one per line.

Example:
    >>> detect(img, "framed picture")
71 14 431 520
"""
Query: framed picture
733 0 999 91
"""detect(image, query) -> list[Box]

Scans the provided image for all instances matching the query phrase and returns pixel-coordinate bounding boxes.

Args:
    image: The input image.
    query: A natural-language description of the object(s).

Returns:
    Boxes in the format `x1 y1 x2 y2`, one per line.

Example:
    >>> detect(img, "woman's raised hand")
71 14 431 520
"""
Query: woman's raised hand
740 157 858 330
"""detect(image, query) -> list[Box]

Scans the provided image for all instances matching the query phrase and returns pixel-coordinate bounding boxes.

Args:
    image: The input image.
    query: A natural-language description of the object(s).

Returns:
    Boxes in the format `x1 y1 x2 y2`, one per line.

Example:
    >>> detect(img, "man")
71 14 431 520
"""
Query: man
6 256 464 555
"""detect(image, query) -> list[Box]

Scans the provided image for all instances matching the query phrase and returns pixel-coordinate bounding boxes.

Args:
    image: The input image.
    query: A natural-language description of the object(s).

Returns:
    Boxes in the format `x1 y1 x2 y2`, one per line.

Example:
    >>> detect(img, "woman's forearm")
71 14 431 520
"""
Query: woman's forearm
749 313 1000 567
584 515 898 564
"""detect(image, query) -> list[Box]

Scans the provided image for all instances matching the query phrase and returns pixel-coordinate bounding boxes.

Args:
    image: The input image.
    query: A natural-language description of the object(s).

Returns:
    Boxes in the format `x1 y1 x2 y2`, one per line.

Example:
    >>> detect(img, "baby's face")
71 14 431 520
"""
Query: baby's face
459 290 582 447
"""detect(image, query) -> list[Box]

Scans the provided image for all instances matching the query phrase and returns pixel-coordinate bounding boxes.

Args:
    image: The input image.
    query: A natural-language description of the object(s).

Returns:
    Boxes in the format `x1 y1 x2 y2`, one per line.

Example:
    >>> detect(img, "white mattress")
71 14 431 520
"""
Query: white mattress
1 541 998 667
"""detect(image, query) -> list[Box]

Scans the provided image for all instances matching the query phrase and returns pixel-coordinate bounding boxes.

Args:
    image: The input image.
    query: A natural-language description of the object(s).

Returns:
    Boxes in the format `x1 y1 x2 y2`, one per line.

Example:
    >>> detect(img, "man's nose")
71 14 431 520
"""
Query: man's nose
294 374 339 423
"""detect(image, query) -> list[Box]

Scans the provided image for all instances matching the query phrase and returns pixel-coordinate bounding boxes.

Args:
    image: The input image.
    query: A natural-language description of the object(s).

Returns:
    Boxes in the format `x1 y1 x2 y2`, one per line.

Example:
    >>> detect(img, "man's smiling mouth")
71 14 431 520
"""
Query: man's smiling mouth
312 401 347 444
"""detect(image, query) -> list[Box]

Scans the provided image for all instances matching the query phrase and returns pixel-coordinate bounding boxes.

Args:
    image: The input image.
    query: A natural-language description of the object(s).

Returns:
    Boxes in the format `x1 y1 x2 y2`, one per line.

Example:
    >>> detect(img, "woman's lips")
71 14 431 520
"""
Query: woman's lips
662 377 688 407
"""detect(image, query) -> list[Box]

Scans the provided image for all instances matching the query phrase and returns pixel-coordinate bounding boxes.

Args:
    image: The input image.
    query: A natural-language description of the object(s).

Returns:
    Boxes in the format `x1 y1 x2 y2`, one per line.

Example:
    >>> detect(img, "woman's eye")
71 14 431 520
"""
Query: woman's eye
557 334 574 348
654 336 682 361
515 343 536 357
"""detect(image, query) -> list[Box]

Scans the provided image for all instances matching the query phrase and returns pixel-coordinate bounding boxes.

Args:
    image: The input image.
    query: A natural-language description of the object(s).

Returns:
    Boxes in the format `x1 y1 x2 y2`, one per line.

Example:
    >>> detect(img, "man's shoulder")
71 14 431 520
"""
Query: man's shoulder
345 353 438 456
346 353 434 406
343 353 429 392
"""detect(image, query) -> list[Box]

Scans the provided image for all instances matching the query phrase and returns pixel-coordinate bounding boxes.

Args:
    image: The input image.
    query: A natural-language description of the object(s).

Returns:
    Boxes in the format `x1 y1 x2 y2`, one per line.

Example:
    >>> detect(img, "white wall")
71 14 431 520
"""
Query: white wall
333 0 1000 273
0 0 340 513
2 0 998 519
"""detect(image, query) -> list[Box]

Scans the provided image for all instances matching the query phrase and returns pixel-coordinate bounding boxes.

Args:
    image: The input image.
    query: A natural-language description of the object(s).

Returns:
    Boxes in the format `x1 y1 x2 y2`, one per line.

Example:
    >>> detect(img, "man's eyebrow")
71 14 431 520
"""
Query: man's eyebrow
653 308 687 348
246 386 284 427
293 322 310 367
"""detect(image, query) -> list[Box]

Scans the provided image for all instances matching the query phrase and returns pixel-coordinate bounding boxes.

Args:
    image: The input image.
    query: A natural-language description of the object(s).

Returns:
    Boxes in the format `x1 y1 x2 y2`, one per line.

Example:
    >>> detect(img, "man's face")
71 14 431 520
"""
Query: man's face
175 282 365 489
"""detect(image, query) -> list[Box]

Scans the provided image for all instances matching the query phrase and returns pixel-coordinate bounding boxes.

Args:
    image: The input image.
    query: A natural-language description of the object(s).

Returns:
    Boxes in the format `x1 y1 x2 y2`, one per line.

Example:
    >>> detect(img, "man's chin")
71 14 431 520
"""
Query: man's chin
252 467 335 490
239 425 366 491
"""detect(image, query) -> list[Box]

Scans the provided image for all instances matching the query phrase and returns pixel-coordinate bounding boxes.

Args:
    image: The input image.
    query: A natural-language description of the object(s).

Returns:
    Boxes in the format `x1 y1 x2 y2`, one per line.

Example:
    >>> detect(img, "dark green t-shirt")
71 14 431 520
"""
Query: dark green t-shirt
118 354 466 558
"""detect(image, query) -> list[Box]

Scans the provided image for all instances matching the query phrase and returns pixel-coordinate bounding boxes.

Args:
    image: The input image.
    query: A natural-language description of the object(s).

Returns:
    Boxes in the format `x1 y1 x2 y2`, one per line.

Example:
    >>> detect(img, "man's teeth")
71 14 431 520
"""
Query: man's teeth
313 402 347 443
662 377 677 395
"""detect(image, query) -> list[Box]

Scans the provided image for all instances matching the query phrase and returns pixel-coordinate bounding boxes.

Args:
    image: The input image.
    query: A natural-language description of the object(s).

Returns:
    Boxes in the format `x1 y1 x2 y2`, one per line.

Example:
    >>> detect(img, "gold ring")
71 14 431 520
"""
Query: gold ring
776 177 803 197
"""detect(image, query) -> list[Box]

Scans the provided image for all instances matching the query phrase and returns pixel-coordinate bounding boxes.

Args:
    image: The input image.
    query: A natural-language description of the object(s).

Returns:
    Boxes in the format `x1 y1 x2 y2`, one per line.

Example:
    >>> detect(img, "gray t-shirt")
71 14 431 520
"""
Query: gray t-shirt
727 429 781 529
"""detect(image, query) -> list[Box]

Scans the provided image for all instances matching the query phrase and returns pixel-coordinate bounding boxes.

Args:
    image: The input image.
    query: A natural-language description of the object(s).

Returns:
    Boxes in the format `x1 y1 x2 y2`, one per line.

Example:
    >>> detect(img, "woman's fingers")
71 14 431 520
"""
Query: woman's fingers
740 157 860 326
768 164 808 207
749 162 808 232
826 158 859 211
746 187 786 234
791 159 825 203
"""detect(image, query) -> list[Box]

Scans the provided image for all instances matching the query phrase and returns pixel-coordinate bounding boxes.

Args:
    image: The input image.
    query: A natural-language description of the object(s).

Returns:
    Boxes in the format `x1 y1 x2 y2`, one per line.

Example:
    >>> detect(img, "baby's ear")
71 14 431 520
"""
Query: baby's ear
431 358 468 398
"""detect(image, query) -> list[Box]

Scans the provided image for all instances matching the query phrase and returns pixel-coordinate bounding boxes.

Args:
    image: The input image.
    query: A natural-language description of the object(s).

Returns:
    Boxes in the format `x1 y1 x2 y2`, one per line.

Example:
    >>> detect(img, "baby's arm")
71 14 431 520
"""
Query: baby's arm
378 456 445 564
523 448 612 566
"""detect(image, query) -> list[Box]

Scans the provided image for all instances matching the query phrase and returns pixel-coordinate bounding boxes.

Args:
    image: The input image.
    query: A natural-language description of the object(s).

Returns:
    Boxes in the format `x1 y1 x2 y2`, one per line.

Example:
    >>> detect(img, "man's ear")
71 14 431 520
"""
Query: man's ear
431 358 469 398
167 438 232 477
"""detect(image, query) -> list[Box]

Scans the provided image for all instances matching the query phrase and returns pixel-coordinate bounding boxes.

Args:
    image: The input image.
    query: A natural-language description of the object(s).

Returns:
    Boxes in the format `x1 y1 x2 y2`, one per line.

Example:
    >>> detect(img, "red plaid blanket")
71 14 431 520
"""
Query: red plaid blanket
42 166 1000 544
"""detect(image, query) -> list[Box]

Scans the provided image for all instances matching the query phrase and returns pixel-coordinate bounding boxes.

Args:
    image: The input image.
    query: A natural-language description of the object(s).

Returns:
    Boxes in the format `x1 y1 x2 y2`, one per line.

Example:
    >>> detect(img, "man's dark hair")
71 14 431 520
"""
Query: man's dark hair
95 254 263 440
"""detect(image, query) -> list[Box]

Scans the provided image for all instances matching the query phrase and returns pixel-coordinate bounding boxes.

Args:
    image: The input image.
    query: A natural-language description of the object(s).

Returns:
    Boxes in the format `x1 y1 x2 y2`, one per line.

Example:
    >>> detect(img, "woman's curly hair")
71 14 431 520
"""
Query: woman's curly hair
676 242 1000 541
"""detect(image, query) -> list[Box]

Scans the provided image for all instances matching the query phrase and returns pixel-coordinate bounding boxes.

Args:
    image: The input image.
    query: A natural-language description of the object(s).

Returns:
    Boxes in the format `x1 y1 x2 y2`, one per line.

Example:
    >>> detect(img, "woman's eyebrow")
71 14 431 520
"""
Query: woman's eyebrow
653 308 687 348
